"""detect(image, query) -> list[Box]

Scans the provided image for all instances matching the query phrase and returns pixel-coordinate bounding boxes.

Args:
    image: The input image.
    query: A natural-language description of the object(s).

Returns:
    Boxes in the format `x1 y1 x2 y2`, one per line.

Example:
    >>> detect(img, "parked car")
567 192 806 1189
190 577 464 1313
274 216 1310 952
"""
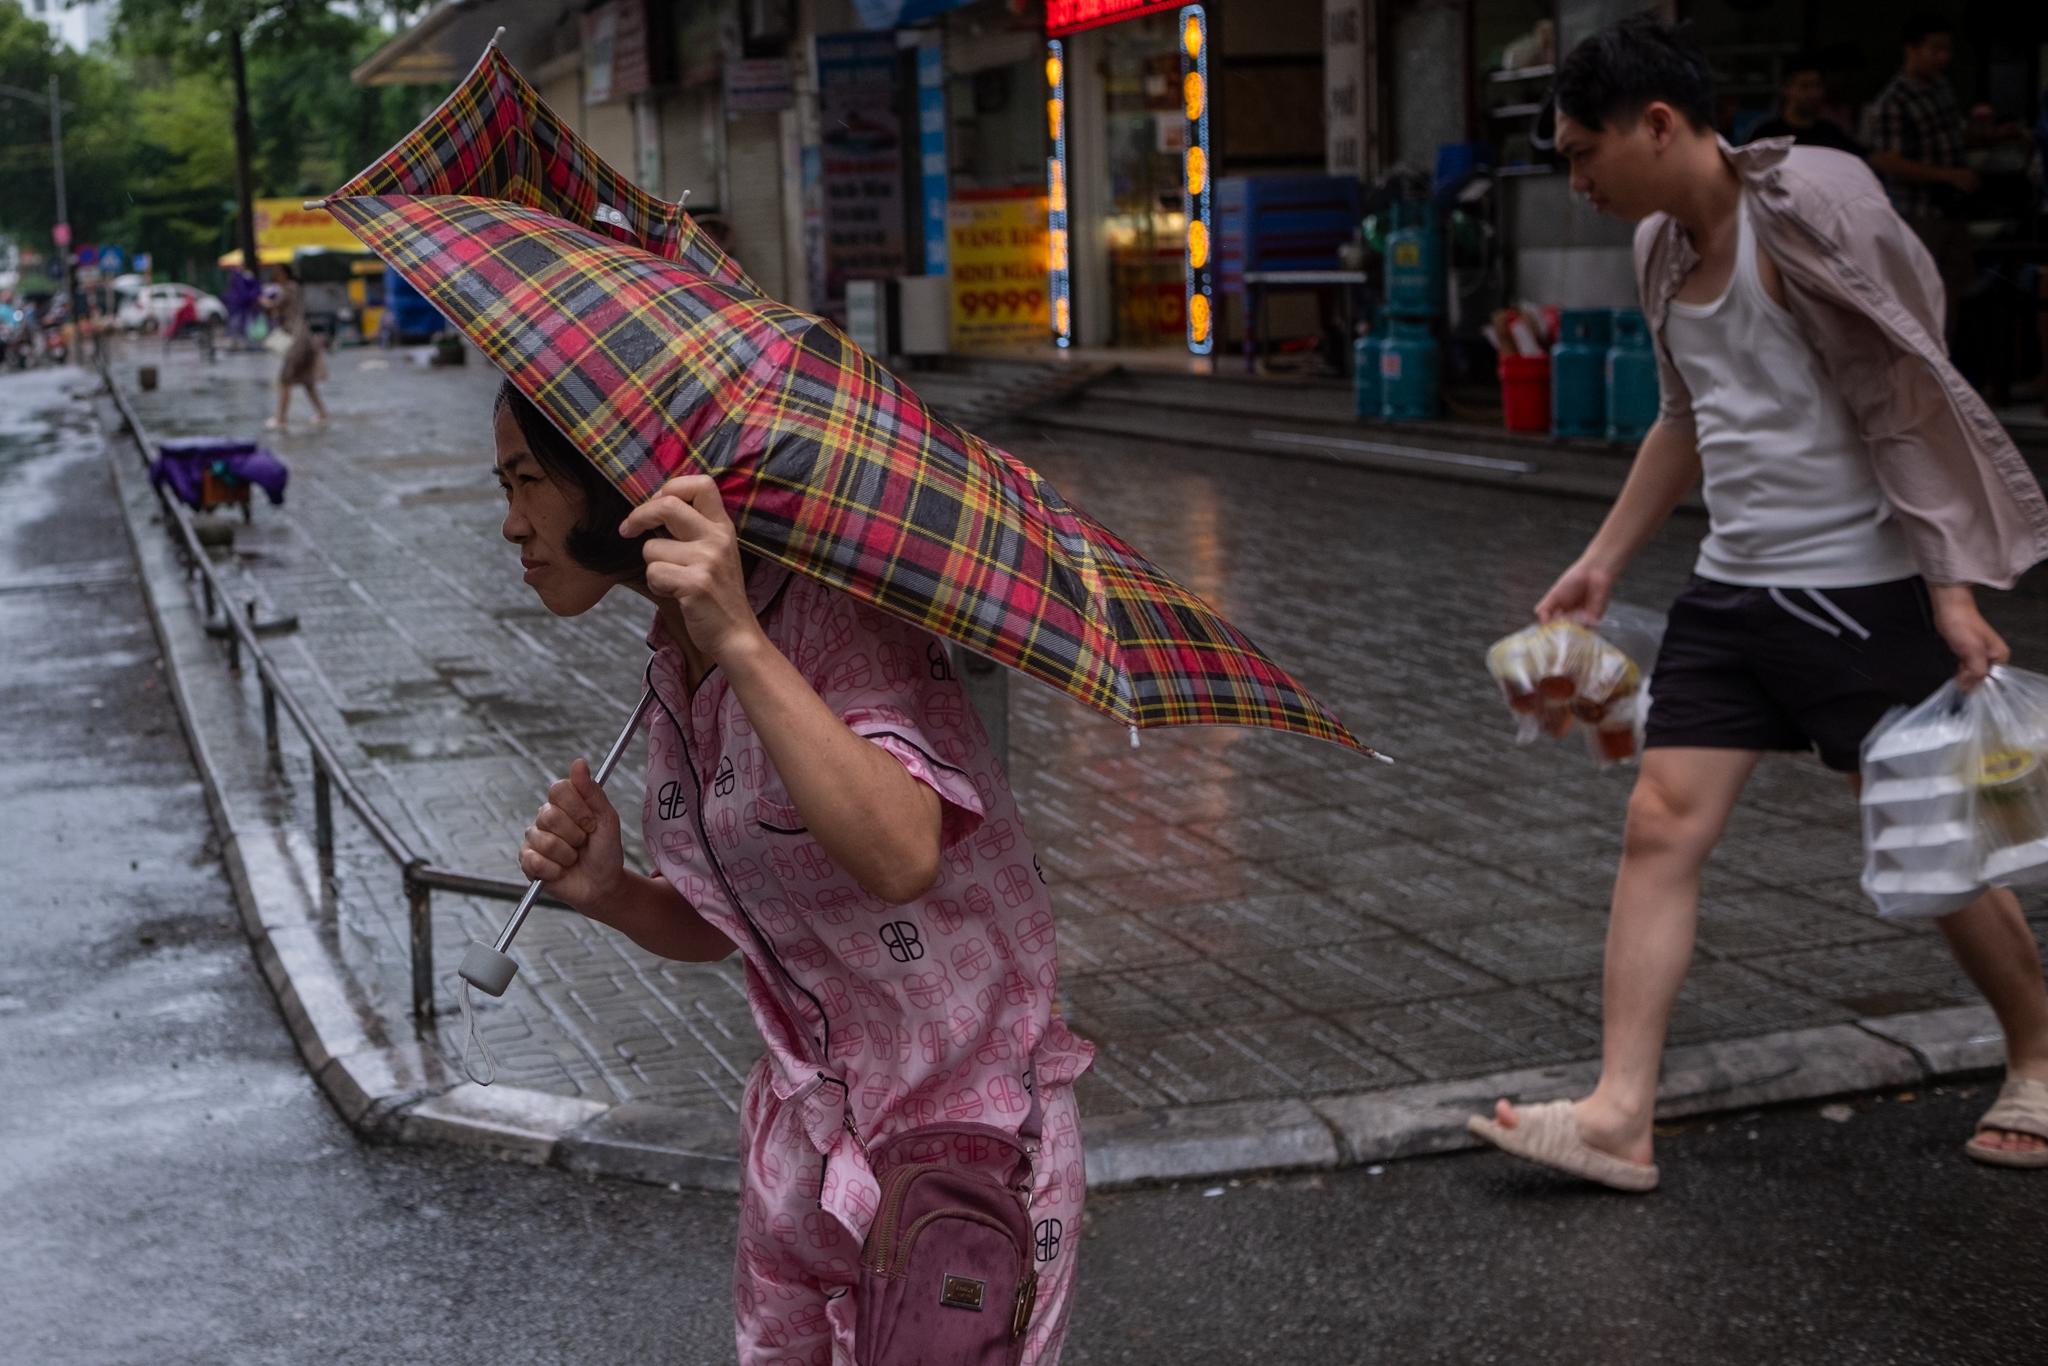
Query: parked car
116 283 226 334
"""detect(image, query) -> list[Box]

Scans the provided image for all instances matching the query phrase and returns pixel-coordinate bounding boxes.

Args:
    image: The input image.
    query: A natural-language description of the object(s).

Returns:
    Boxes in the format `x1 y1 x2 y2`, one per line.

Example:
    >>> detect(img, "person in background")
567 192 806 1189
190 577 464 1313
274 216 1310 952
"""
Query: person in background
1867 13 2028 345
222 267 261 342
1746 53 1864 157
265 263 329 429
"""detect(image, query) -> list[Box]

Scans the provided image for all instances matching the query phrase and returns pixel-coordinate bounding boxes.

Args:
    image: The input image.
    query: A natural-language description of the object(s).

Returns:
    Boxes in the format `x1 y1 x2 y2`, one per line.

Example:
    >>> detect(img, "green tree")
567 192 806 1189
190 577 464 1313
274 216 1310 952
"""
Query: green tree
126 65 236 278
0 1 134 262
116 0 436 273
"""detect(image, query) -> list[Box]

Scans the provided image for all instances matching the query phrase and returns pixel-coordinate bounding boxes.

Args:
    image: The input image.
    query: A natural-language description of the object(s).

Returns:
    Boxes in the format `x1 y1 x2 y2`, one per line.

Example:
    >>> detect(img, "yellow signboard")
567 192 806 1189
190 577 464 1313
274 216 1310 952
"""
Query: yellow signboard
255 199 365 253
218 200 368 266
948 192 1049 352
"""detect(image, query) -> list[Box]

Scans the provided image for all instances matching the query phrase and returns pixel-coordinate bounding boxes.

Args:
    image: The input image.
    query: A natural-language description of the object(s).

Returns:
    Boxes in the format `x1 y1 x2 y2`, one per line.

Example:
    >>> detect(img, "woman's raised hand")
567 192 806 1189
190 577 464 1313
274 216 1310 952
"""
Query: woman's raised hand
519 758 626 912
621 474 765 665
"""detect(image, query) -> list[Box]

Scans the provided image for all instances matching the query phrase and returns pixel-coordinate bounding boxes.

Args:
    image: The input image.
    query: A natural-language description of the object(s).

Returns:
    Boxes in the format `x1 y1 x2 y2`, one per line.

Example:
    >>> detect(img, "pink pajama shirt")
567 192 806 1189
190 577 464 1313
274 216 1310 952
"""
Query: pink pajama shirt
639 566 1093 1366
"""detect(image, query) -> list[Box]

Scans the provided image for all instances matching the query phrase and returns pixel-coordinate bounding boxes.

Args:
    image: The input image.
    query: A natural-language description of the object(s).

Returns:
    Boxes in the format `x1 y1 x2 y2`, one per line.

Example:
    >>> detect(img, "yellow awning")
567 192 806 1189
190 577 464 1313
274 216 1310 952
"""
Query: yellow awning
217 247 297 266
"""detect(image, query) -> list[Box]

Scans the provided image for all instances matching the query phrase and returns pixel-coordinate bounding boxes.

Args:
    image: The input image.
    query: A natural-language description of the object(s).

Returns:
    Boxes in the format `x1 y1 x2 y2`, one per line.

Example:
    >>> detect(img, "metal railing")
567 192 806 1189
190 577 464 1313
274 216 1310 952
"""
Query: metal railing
104 362 559 1023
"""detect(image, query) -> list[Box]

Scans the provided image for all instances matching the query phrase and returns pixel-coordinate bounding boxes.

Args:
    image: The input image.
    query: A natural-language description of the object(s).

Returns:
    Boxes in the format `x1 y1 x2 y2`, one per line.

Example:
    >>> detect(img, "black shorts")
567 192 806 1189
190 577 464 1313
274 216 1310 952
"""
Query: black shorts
1643 575 1957 772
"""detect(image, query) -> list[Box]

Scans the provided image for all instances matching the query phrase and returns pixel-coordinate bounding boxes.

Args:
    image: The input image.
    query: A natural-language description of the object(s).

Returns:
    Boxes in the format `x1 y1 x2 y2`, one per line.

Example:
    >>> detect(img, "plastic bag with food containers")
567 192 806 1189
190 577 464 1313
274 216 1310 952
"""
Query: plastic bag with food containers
1859 665 2048 918
1484 605 1665 767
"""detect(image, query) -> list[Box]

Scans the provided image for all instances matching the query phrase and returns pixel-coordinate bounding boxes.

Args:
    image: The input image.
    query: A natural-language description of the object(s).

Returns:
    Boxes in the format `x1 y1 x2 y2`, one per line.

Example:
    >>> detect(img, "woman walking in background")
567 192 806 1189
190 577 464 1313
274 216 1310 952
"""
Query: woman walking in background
265 264 328 429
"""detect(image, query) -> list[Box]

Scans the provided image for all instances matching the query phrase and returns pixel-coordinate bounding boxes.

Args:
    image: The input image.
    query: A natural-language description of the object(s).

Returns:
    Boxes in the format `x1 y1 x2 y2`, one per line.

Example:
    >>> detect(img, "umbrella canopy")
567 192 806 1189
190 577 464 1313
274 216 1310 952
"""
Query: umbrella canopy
327 51 1370 755
330 43 757 298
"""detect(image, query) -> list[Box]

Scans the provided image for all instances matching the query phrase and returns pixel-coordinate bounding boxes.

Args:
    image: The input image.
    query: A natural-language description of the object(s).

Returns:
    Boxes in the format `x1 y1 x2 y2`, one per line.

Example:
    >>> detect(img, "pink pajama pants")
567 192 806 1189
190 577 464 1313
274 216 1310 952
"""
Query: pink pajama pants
733 1058 1086 1366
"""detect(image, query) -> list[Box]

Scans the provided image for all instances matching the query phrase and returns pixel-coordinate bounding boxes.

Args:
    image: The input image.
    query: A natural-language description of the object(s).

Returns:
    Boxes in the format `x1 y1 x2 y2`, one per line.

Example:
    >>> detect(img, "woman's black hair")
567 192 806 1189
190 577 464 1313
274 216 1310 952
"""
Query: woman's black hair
494 378 647 577
1554 14 1715 134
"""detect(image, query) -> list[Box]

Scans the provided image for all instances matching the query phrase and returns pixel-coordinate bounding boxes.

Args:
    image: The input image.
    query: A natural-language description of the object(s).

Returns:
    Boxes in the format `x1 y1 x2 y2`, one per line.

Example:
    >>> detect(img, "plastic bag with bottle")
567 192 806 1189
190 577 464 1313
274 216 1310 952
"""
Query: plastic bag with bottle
1484 604 1666 767
1859 665 2048 919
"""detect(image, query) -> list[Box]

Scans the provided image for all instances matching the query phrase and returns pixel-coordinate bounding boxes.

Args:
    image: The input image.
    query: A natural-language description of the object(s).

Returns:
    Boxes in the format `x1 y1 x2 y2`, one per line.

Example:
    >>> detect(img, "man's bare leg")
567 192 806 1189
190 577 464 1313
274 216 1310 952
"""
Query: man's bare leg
1491 747 1761 1165
1938 887 2048 1153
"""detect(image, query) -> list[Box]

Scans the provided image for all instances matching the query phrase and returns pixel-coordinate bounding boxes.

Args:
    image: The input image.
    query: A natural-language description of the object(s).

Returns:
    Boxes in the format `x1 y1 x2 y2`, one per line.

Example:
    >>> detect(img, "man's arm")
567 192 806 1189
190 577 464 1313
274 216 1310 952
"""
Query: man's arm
1869 148 1979 194
1535 420 1700 622
1927 583 2010 689
1868 90 1980 194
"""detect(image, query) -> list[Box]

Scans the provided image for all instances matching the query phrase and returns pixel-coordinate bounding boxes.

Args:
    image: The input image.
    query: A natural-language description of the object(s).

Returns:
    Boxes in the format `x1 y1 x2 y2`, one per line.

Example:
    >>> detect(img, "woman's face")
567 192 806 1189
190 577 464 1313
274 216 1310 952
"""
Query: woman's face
494 404 619 617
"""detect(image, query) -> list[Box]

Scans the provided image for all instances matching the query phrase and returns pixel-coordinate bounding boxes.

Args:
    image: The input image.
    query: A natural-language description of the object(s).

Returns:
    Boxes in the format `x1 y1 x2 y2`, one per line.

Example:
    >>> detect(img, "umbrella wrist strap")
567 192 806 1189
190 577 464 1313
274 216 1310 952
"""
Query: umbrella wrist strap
459 979 499 1086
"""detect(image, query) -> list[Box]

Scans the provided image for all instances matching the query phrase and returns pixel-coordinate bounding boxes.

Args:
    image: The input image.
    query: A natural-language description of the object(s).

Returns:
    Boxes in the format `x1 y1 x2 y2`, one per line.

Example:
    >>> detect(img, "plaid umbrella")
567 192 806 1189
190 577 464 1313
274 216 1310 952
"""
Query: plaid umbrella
326 49 1371 755
330 43 756 297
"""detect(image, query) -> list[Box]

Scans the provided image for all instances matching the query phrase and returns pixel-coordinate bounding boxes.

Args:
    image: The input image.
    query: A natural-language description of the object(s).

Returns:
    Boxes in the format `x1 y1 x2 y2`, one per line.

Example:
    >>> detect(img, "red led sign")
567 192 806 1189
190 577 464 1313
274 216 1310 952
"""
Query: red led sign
1046 0 1184 36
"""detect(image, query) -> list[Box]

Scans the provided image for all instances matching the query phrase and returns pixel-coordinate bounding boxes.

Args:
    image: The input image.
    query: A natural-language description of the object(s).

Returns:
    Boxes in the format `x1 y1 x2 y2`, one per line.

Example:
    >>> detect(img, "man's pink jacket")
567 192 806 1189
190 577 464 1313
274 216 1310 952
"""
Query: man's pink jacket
1633 137 2048 589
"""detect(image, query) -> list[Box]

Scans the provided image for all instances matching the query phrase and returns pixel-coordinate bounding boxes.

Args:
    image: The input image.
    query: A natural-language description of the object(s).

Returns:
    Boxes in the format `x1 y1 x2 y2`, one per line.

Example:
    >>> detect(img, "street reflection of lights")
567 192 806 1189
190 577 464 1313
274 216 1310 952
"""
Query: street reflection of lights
1179 6 1211 355
1046 38 1071 349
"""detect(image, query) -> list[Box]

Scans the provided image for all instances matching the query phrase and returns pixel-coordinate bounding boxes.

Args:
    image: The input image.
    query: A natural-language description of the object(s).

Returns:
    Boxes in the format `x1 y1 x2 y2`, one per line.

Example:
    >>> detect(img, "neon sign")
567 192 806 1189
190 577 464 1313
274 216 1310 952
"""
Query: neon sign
1046 0 1184 37
1046 39 1071 348
1181 6 1211 354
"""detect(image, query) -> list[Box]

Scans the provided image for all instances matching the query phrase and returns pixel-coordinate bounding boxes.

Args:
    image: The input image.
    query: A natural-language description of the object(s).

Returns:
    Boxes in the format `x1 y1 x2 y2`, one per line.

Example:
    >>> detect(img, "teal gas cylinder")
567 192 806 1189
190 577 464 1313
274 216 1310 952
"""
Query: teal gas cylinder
1378 317 1440 419
1606 308 1659 441
1382 201 1443 318
1550 308 1611 438
1353 332 1383 417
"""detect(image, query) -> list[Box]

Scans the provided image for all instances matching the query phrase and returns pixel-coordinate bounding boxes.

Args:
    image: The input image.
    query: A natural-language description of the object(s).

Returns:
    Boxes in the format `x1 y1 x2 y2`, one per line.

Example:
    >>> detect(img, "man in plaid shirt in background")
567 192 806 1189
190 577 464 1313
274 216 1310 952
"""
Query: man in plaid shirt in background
1868 12 2027 346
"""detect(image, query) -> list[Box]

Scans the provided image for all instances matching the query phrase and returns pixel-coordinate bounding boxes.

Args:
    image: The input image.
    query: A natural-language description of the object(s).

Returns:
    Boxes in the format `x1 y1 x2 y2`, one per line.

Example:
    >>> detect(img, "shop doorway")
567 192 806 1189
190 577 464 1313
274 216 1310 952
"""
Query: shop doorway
1101 14 1187 347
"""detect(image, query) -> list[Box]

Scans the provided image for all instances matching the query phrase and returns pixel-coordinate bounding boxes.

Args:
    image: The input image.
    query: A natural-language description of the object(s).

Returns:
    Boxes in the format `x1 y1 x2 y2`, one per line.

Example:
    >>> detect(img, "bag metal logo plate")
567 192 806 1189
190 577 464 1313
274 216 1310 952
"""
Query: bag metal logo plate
940 1275 986 1311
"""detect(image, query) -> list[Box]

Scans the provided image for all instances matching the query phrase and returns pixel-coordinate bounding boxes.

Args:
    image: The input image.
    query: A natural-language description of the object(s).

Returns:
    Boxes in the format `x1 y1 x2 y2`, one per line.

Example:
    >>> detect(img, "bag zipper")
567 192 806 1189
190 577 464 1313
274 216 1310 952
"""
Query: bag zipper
890 1206 1019 1279
862 1161 943 1273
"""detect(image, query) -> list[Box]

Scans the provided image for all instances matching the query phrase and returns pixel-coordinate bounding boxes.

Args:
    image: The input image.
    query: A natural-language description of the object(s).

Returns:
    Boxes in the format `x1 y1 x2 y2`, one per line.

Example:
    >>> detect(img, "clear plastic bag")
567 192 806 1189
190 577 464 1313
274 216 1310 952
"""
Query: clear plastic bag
1860 665 2048 918
1485 605 1665 767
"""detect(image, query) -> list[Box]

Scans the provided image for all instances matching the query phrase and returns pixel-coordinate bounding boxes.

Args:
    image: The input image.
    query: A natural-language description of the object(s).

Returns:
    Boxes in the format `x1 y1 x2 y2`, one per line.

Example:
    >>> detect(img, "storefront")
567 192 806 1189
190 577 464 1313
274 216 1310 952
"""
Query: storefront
1045 0 1326 354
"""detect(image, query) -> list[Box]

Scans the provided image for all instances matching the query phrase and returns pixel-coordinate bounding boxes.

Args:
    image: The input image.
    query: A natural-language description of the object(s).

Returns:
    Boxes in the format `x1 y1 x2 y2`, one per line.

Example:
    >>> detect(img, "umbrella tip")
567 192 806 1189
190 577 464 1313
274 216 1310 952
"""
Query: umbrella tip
1367 748 1395 765
1129 726 1140 749
303 199 328 210
490 25 505 46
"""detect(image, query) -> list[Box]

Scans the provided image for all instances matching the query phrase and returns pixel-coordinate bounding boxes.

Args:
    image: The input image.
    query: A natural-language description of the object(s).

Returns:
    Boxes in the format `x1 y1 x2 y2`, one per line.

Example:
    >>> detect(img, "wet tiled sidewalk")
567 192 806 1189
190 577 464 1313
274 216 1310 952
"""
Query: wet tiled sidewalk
115 340 2048 1122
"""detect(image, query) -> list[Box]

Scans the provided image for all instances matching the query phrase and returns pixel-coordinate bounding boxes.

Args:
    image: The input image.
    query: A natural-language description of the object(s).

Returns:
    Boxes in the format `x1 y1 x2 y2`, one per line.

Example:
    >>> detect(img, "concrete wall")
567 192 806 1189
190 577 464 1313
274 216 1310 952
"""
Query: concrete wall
726 110 790 303
1389 0 1464 173
1504 171 1639 309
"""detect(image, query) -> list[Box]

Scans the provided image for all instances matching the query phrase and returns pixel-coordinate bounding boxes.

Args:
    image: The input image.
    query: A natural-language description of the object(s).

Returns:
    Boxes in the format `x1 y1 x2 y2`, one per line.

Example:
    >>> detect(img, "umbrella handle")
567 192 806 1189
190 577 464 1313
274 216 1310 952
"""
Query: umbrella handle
459 688 658 998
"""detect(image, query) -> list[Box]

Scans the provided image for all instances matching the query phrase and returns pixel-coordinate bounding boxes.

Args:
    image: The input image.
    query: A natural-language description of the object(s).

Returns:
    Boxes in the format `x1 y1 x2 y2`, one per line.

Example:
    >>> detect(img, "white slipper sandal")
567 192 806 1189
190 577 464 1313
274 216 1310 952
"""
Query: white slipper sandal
1964 1076 2048 1169
1467 1099 1660 1192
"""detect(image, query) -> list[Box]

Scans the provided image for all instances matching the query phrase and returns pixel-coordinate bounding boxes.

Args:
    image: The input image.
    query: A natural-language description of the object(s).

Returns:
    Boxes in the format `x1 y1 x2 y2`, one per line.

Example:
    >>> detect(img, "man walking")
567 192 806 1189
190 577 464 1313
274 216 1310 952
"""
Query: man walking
1866 13 2022 345
1467 18 2048 1191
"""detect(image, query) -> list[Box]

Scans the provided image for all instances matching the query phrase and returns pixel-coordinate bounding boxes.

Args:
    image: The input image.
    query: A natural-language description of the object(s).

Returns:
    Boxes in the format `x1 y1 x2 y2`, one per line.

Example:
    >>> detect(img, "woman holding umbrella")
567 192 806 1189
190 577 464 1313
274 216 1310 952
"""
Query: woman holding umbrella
495 382 1092 1365
329 45 1366 1362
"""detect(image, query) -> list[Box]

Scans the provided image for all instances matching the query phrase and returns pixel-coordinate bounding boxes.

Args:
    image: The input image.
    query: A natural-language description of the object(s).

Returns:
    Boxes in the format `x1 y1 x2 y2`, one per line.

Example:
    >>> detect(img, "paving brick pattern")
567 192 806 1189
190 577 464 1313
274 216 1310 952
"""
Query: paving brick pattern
119 342 2048 1122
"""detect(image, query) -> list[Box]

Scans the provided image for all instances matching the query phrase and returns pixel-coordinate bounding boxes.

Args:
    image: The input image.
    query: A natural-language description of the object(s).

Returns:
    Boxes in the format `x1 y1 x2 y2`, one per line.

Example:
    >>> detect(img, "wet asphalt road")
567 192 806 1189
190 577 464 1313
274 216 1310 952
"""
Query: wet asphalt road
3 367 2046 1365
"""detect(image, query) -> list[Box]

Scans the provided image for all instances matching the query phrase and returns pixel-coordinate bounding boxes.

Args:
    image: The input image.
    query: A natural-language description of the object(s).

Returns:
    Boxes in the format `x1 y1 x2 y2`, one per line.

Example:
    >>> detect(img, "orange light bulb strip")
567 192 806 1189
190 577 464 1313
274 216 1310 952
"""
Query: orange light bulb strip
1046 38 1071 349
1180 5 1212 354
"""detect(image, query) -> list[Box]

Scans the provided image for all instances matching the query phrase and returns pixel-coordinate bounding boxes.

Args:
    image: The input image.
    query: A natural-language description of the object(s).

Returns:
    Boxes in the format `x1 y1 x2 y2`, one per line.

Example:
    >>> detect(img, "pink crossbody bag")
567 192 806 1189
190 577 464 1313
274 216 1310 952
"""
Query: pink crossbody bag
852 1120 1041 1366
739 941 1042 1364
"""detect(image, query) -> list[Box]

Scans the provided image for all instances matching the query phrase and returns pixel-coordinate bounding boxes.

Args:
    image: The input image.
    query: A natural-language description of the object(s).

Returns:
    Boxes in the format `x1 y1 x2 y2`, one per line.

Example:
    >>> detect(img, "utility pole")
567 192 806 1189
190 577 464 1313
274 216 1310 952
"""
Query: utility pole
226 27 259 275
49 74 72 319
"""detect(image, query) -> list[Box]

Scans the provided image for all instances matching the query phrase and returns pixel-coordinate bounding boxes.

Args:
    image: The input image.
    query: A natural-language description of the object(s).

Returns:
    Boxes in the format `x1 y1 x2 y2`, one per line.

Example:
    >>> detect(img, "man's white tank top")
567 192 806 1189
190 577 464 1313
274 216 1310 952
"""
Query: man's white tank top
1663 204 1916 588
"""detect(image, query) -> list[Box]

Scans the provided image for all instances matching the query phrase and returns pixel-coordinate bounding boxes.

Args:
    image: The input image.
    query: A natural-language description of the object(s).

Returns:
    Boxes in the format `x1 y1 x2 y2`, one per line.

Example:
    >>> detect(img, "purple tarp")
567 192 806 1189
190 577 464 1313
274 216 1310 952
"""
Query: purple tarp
150 438 290 509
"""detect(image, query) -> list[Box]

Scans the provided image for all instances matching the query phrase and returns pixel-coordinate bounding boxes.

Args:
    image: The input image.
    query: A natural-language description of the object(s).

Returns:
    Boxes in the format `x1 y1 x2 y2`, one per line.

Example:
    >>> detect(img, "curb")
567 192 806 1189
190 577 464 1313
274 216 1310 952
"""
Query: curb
101 394 2012 1195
